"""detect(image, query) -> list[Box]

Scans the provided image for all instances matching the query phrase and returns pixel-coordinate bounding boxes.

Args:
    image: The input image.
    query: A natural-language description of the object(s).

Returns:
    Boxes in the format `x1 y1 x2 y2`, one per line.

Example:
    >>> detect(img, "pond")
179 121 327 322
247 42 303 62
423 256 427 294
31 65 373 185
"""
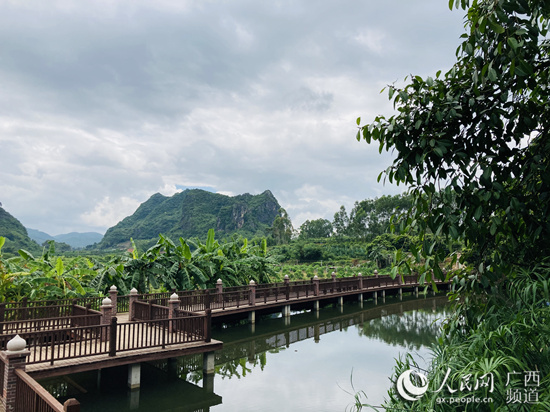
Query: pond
41 293 450 411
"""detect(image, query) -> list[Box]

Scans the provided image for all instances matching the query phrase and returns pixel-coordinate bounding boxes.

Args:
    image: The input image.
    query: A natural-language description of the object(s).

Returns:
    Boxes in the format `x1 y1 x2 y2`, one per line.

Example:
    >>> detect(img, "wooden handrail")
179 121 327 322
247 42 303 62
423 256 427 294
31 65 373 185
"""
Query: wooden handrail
14 368 68 412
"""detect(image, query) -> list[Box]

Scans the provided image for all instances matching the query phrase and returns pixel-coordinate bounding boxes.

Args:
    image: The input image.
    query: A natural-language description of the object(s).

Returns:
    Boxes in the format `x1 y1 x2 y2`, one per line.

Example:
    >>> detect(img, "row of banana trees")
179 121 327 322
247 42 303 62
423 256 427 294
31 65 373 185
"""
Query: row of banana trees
0 229 277 302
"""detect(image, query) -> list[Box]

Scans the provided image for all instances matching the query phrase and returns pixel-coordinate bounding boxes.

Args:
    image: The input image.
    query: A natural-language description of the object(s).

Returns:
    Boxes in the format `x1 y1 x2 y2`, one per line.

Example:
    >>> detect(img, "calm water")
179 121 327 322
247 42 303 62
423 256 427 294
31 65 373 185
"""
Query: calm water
41 294 450 411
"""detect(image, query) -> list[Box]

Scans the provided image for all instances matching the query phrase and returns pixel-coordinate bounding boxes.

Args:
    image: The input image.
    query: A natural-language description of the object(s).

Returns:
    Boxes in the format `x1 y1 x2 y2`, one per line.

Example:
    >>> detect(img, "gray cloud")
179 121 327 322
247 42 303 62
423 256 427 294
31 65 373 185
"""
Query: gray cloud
0 0 465 235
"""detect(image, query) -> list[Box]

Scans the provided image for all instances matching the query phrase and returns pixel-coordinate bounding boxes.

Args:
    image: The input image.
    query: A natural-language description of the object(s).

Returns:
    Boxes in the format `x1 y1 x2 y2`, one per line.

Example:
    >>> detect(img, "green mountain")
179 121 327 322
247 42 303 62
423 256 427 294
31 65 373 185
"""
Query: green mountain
0 206 41 255
27 229 103 249
99 189 281 248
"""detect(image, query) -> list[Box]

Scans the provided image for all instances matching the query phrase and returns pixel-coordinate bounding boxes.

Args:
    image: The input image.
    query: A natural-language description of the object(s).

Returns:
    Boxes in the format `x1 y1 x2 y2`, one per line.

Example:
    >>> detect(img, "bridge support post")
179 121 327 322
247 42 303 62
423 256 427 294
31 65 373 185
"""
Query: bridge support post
282 305 291 318
399 288 403 300
373 291 377 301
203 373 215 393
1 335 31 412
129 288 138 321
109 285 118 316
167 358 178 380
415 286 419 297
128 363 141 390
338 296 344 307
358 293 363 308
203 351 215 375
313 300 319 312
248 310 256 324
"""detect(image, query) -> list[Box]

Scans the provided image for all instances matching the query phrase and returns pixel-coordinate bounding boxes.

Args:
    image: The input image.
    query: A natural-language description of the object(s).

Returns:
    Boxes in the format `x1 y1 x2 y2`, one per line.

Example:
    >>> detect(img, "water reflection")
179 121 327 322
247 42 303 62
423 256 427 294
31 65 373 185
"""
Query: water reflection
41 294 449 412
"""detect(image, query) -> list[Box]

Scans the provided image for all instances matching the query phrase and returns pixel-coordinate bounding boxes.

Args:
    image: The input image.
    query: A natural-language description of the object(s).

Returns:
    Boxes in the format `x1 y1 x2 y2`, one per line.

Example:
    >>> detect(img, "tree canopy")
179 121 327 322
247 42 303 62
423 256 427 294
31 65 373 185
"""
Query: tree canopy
358 0 550 285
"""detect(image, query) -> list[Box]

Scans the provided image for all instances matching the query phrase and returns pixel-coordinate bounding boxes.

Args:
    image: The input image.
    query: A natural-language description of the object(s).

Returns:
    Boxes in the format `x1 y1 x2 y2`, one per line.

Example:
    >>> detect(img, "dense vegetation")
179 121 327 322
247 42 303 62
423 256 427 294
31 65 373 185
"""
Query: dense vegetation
356 0 550 409
0 229 279 301
0 206 41 255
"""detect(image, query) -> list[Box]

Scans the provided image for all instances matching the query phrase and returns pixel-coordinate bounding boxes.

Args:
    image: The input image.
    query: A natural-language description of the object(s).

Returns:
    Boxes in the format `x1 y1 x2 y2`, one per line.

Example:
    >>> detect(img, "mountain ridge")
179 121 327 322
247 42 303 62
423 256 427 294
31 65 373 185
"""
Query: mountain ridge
26 229 103 249
99 189 281 248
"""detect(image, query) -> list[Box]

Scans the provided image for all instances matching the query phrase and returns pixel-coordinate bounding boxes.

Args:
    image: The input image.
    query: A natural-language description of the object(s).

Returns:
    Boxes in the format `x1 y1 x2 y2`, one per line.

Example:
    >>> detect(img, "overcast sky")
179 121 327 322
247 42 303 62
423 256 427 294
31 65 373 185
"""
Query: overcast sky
0 0 466 235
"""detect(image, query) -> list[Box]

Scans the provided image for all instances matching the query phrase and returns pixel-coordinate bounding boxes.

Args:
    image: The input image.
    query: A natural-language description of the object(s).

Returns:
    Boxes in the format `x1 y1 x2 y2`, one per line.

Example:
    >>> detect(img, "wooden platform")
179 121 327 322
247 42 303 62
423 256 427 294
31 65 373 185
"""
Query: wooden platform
26 338 222 379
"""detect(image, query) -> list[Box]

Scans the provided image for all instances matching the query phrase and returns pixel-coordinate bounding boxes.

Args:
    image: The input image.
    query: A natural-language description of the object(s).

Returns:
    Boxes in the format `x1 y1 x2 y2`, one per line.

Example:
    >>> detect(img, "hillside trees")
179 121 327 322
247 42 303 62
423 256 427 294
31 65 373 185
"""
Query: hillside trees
298 218 333 239
269 208 293 245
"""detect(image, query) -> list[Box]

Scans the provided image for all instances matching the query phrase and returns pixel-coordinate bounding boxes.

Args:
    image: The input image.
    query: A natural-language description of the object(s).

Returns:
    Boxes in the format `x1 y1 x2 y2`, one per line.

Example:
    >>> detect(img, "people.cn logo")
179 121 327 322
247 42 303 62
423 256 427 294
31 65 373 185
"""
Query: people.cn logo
396 370 429 401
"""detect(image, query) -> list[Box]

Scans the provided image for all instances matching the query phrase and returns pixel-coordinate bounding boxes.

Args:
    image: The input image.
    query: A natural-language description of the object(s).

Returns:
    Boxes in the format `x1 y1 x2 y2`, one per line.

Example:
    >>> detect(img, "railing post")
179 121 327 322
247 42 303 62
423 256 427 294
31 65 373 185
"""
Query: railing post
313 275 319 296
0 302 5 335
101 297 113 342
284 275 290 300
249 280 256 306
109 286 118 316
1 335 31 412
374 269 379 278
148 300 153 321
129 288 138 321
64 398 81 412
358 273 363 290
332 272 337 293
204 309 212 343
216 279 223 304
205 290 211 310
168 293 179 333
109 317 117 357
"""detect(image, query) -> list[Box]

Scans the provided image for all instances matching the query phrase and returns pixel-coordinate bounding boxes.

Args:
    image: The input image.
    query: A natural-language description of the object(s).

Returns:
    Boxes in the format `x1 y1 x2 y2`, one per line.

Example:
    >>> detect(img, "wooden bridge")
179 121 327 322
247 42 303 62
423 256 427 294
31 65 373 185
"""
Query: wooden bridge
0 272 452 412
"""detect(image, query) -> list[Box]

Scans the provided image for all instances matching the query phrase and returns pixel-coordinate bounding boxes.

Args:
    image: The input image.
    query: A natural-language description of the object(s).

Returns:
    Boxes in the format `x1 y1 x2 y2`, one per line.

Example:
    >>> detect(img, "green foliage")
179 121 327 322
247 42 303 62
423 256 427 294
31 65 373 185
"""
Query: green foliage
0 206 41 255
358 0 550 283
380 264 550 411
354 0 550 410
298 218 333 240
0 240 95 301
347 194 412 241
269 208 294 245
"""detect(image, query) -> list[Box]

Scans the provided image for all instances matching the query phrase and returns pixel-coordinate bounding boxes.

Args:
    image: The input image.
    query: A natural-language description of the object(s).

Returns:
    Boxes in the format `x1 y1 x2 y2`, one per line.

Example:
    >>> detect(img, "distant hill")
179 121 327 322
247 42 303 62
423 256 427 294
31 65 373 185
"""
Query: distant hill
99 189 281 249
0 207 41 255
27 229 103 249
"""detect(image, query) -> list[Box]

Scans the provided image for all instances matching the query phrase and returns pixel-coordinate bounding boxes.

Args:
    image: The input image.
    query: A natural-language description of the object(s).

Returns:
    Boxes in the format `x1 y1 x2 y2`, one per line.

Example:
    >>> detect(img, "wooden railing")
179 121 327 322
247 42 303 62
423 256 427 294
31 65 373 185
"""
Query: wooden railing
14 369 80 412
1 314 211 366
133 300 169 321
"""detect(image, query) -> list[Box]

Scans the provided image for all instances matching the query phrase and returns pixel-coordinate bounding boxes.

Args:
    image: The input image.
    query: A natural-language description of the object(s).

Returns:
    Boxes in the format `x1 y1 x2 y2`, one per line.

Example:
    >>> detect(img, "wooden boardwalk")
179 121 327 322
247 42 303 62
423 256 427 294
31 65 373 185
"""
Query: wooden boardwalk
1 274 451 379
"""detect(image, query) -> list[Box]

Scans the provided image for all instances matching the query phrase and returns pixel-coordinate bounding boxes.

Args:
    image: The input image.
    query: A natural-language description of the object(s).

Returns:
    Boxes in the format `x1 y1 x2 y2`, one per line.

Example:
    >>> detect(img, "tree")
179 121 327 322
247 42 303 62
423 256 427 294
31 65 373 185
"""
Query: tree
298 218 333 239
347 194 412 241
270 208 293 245
332 205 350 237
356 2 550 409
357 0 550 285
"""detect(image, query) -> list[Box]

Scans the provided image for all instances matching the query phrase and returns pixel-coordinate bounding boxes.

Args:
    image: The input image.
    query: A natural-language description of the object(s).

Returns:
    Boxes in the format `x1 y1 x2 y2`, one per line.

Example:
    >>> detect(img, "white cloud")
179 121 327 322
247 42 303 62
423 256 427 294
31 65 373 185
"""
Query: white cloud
81 196 141 229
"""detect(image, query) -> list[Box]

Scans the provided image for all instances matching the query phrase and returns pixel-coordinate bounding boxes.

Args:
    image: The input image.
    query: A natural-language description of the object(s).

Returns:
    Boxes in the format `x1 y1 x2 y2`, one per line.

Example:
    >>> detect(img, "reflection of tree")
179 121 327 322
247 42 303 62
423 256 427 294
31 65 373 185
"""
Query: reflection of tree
358 308 450 350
